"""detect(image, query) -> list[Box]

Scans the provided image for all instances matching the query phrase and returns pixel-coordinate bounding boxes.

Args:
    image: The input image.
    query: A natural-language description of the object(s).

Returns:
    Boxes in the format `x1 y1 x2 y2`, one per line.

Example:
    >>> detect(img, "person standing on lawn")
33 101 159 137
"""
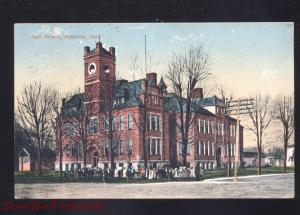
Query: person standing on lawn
200 167 205 181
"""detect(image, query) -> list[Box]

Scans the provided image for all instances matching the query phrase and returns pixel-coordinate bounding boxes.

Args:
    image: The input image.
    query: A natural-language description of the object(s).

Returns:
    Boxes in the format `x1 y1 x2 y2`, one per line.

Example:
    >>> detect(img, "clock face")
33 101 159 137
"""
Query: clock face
88 63 96 75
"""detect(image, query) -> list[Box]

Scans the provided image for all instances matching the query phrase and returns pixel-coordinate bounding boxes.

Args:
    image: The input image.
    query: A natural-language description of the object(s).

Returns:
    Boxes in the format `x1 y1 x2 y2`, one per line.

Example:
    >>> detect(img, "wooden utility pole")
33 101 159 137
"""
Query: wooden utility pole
226 98 254 182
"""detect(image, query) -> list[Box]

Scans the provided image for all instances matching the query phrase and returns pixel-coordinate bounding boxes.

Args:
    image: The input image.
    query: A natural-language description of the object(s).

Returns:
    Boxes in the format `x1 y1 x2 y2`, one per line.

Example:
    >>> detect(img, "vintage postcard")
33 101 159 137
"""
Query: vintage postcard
14 23 294 199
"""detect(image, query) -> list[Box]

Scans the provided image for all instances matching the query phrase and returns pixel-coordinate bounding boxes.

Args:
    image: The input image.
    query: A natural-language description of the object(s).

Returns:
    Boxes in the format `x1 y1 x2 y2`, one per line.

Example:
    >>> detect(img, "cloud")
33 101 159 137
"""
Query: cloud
127 24 147 30
260 69 278 81
33 25 68 36
170 33 203 43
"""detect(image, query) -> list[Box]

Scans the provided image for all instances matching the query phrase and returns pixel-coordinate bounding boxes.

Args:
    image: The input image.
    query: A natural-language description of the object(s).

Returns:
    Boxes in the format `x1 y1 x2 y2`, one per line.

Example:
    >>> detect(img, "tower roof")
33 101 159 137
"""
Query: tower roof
158 78 167 89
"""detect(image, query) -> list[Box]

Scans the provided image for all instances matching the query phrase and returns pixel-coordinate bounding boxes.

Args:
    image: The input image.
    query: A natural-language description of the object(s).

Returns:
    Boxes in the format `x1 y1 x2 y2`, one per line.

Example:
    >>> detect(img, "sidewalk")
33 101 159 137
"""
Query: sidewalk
205 172 294 182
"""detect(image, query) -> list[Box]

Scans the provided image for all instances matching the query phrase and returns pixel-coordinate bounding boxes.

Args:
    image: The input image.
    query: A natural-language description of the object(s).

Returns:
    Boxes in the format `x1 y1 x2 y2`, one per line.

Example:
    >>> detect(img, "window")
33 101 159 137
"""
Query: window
119 115 124 130
128 113 133 129
154 95 158 105
148 114 161 131
128 139 133 155
66 144 71 157
105 118 109 131
157 139 161 155
187 142 191 155
65 164 69 171
119 140 124 155
199 119 204 133
113 140 118 155
77 143 83 157
64 123 73 136
209 121 213 134
203 141 206 155
151 139 156 155
104 139 109 156
218 122 223 135
157 116 161 131
204 120 208 133
179 142 182 155
88 117 99 134
71 144 76 157
151 115 156 130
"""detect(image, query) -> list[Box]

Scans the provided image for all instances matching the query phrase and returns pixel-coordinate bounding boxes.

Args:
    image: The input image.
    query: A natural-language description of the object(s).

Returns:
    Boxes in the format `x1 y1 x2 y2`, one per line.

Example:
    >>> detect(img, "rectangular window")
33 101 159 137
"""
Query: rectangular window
113 140 118 155
199 119 204 133
105 118 109 131
157 139 161 155
65 164 69 171
179 142 182 155
88 117 99 134
204 120 208 133
119 115 124 130
128 113 133 129
198 141 201 155
71 144 76 157
119 140 124 155
104 139 109 156
157 115 161 131
151 115 156 130
187 142 191 155
151 139 156 155
77 143 83 157
203 141 206 155
128 139 133 155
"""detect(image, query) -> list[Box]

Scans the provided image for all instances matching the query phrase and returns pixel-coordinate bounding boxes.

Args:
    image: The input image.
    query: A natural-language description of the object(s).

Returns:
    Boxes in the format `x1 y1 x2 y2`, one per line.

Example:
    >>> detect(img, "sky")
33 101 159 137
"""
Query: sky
14 23 294 148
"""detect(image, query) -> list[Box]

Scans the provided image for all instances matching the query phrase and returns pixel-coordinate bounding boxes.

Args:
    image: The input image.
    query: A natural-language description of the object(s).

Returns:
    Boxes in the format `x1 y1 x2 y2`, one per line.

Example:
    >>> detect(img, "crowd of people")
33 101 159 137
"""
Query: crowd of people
63 164 205 182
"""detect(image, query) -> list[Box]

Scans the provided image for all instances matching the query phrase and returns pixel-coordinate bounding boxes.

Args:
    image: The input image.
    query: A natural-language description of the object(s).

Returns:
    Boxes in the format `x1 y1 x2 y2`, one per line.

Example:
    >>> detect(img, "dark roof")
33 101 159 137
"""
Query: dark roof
114 80 143 108
90 47 113 56
193 96 224 107
163 95 215 116
61 93 84 117
62 82 219 117
243 151 266 158
158 78 167 89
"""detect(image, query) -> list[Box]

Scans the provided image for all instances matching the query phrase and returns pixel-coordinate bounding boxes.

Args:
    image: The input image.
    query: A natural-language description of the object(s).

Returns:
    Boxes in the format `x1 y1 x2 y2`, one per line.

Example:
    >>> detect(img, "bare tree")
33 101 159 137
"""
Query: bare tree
98 78 122 171
17 81 56 175
274 94 294 172
64 86 97 167
246 93 273 174
165 44 211 166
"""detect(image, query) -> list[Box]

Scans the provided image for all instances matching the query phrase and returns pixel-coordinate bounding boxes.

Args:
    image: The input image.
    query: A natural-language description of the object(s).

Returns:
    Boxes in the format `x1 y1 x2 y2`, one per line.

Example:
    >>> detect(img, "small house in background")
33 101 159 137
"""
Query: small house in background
18 148 33 171
264 150 284 167
242 149 266 167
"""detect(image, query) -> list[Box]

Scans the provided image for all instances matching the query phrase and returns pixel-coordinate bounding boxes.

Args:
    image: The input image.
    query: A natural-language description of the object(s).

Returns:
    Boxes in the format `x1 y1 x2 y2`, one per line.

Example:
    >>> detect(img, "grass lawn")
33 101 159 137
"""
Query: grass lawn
14 167 294 184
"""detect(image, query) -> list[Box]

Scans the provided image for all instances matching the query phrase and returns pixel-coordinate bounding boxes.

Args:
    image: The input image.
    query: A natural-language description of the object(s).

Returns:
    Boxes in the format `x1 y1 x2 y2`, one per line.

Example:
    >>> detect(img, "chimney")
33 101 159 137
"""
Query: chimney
84 46 90 55
192 88 203 99
109 47 115 56
146 73 157 86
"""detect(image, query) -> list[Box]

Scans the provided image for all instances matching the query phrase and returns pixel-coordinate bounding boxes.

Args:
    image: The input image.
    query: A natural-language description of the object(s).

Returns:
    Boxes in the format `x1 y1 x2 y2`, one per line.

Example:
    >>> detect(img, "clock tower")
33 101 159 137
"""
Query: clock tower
83 40 116 113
